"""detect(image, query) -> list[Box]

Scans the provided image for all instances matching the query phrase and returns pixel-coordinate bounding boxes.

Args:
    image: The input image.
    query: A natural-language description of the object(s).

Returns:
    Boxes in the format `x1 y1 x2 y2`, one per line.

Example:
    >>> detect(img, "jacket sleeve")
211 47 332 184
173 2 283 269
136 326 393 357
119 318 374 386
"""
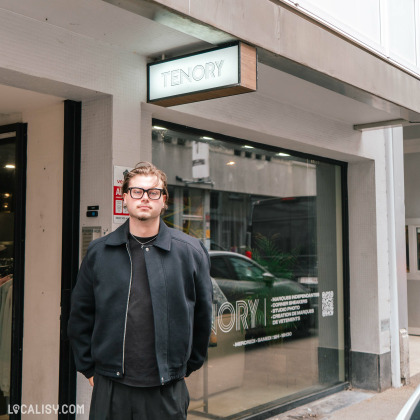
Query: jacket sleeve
67 246 96 379
186 242 213 376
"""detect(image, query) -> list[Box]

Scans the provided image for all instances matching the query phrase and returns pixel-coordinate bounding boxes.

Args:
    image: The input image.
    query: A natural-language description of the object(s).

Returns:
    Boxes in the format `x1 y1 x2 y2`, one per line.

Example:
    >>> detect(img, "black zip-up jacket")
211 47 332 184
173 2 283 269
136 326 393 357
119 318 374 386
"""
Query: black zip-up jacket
67 219 213 385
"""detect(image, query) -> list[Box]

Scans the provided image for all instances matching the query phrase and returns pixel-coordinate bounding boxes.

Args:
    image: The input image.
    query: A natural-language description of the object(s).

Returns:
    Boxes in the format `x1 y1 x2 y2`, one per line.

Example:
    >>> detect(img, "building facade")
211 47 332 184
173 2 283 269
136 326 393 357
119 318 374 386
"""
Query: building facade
0 0 419 418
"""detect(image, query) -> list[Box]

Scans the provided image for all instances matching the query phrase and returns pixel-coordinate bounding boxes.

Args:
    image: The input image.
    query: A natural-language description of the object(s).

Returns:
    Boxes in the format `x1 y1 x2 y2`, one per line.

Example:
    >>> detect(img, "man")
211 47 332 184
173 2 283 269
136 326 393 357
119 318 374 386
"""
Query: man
68 161 213 420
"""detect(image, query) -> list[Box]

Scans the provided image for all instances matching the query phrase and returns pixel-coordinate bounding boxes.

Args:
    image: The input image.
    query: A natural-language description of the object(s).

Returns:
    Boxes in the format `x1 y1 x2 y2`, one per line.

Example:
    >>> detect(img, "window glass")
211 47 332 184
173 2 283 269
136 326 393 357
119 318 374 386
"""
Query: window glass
406 226 410 273
0 134 15 418
280 0 420 72
417 227 420 271
210 257 230 278
153 124 346 418
230 256 266 281
299 0 381 44
388 0 416 66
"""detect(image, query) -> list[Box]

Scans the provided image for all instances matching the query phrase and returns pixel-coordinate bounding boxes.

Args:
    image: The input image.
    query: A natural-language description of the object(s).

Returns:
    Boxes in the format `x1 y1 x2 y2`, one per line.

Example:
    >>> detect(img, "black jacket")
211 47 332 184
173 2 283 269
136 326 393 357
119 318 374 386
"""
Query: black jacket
67 219 213 385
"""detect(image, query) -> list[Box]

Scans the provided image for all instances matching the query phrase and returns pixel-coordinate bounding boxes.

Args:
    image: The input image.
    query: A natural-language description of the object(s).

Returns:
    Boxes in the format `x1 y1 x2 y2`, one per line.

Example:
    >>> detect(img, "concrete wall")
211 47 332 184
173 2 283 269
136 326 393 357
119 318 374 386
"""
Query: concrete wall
0 5 145 221
79 96 113 237
347 127 406 390
277 0 419 73
21 103 64 417
391 128 407 331
347 130 393 391
149 0 420 116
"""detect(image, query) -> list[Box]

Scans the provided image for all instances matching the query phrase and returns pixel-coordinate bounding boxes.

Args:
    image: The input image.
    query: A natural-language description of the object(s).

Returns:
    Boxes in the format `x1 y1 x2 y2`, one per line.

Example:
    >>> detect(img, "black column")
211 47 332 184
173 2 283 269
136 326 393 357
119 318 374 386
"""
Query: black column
58 100 81 420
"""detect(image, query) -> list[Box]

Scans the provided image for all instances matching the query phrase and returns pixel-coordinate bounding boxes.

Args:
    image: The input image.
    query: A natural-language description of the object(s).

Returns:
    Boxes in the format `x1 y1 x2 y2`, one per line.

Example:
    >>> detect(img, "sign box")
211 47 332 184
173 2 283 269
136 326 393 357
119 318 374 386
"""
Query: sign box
147 42 257 107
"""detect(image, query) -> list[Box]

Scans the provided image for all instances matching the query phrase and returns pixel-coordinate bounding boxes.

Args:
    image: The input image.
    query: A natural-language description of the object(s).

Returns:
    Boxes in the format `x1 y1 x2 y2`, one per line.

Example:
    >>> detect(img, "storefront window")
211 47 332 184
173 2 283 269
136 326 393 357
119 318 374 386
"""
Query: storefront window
417 227 420 271
153 123 346 418
0 133 15 418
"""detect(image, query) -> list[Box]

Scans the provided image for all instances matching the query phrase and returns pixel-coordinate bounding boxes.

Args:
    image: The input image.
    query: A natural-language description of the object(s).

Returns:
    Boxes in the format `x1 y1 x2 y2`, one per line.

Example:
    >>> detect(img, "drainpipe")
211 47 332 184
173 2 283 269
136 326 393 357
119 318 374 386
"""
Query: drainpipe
385 127 402 388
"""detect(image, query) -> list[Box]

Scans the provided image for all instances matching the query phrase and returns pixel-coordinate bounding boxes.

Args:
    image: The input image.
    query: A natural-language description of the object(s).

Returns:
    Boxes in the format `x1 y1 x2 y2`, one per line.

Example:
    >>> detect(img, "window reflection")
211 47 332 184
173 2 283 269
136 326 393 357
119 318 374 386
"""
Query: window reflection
0 136 15 418
230 256 266 281
153 124 345 419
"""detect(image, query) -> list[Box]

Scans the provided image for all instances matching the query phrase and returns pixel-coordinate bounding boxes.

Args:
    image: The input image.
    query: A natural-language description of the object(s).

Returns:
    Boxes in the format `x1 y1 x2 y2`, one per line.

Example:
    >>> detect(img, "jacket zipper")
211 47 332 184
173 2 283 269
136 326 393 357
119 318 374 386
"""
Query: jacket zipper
122 243 133 375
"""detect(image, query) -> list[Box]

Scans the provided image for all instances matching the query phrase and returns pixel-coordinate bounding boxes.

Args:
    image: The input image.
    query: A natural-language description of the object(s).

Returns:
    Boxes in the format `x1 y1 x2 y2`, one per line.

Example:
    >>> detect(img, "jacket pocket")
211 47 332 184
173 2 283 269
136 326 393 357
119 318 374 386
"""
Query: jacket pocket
183 307 193 363
168 306 192 367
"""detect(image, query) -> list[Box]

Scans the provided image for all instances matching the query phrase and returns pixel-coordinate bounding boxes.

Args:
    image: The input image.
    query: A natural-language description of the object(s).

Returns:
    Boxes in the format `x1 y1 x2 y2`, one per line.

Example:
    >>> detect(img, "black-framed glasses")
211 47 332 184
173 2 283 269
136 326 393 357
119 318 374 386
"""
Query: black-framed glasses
128 187 164 200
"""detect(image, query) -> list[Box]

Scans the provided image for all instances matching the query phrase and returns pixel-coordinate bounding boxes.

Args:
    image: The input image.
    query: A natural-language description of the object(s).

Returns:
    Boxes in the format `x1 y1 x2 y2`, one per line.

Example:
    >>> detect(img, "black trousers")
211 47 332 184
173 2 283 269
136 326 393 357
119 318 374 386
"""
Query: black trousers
89 374 190 420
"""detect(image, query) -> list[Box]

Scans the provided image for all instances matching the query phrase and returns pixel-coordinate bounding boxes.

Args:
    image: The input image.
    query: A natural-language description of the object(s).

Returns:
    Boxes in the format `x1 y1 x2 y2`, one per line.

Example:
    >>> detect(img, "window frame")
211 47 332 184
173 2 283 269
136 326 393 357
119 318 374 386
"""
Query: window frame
406 219 420 280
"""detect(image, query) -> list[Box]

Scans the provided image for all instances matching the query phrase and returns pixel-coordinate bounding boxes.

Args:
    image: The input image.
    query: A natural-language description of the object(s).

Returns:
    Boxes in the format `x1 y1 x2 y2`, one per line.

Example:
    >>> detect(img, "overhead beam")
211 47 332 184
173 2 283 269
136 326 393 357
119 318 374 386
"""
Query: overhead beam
353 119 407 131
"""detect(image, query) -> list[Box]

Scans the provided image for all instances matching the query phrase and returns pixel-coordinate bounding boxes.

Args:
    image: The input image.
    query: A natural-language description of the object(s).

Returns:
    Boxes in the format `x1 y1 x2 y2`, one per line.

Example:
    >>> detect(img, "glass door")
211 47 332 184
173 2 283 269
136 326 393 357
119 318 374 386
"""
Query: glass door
0 124 26 419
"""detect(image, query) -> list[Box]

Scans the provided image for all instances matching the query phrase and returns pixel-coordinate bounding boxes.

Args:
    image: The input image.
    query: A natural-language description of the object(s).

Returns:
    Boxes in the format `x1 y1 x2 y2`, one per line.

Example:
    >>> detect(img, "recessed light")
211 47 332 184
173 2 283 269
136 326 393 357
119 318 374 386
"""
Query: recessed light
276 152 290 157
5 164 15 169
243 145 254 149
201 136 213 140
226 161 236 166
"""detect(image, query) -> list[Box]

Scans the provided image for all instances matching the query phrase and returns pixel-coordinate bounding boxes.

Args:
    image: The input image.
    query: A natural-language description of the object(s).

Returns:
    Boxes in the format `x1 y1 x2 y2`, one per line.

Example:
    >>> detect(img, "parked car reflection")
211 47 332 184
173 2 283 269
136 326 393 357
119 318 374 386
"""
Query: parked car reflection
209 251 317 338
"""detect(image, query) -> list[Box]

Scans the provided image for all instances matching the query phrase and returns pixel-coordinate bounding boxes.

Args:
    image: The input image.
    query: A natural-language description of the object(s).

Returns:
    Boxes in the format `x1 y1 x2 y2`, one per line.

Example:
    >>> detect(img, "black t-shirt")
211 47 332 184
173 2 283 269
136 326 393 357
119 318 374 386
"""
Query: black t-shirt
112 234 160 387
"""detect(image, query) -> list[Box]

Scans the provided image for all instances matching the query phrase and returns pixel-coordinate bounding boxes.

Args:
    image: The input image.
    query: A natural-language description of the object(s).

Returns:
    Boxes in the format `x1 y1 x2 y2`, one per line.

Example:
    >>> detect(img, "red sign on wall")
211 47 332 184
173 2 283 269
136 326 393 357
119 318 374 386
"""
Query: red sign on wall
113 166 130 224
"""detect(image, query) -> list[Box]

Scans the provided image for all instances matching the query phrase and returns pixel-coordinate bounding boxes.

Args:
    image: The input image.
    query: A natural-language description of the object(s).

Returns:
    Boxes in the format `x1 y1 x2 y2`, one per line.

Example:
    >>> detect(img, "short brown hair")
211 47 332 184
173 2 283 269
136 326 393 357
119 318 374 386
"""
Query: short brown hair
123 162 169 212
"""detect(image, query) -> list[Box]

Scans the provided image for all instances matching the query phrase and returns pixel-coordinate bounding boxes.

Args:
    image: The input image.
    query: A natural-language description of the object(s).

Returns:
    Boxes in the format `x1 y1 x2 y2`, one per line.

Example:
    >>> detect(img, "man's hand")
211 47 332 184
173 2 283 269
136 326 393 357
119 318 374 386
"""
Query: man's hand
88 376 94 387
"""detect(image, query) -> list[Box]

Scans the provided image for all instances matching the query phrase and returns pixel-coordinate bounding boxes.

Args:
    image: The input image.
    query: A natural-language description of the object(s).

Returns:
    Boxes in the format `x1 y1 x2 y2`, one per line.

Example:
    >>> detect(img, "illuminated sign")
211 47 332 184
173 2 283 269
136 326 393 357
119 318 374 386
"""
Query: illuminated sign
147 42 257 107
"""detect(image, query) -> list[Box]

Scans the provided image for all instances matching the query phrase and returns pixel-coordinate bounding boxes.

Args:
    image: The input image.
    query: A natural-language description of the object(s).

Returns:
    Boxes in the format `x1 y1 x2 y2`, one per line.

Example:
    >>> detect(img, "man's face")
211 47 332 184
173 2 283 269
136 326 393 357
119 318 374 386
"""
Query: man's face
123 174 166 223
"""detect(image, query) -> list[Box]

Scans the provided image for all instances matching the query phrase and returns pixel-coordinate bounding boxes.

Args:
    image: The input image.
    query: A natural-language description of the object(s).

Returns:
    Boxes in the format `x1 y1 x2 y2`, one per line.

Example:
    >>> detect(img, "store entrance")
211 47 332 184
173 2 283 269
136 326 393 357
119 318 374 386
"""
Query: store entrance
0 123 26 419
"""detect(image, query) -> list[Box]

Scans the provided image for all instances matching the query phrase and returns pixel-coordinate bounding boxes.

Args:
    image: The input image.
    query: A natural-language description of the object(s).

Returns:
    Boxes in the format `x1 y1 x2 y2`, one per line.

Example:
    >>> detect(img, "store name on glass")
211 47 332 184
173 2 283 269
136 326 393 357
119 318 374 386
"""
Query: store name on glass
147 42 257 107
212 292 319 348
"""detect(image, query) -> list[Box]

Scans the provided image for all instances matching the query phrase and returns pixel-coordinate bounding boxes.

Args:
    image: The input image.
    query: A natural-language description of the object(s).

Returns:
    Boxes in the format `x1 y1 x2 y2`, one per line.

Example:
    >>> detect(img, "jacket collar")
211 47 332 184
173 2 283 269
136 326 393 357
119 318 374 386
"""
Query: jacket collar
105 218 171 251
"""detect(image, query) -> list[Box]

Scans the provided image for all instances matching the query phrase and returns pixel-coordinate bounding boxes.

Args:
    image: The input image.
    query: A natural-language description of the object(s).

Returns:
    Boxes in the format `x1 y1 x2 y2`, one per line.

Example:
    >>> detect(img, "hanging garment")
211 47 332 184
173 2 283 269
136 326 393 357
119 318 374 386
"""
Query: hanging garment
0 282 12 395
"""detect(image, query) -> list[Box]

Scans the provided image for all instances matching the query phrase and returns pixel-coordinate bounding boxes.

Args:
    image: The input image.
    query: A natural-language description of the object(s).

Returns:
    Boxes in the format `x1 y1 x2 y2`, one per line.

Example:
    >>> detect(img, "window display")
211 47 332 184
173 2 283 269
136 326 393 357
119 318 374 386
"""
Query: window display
153 123 346 419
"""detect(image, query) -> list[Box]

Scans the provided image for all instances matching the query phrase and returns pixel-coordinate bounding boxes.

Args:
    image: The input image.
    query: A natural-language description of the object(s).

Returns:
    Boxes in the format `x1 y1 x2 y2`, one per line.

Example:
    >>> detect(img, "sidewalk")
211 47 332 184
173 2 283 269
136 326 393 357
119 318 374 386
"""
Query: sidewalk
268 373 420 420
269 335 420 420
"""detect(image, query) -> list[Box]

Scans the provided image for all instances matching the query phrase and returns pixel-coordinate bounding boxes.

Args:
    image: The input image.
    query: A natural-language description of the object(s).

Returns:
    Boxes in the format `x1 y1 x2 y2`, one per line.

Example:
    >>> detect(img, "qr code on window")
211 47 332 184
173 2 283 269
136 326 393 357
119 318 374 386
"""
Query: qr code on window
322 291 334 317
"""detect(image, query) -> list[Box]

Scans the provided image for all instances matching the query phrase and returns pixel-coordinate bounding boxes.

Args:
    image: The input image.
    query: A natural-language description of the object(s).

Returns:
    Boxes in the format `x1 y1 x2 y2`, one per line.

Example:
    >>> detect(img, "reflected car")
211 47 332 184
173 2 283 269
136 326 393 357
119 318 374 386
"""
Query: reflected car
209 251 317 338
